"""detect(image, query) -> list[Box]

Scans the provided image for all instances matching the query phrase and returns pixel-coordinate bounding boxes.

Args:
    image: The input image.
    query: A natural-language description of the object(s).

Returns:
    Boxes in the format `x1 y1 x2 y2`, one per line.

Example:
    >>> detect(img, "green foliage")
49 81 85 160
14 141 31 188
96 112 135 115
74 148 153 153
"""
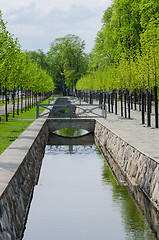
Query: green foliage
26 49 49 73
0 11 55 94
0 118 33 154
46 34 89 93
76 0 159 93
140 0 159 88
0 97 51 154
54 128 85 137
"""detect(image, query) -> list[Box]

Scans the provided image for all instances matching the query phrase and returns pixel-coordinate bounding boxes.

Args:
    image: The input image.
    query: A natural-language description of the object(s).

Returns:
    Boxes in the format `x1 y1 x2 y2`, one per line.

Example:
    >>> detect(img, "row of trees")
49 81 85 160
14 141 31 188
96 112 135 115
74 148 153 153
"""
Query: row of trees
0 11 55 120
76 0 159 127
77 0 159 92
1 0 158 122
0 8 89 121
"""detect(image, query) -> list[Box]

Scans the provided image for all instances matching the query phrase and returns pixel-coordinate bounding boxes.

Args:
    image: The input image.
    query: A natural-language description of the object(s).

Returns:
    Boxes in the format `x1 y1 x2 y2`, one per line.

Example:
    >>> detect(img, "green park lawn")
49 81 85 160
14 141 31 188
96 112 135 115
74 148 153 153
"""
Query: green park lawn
0 118 34 154
0 98 53 155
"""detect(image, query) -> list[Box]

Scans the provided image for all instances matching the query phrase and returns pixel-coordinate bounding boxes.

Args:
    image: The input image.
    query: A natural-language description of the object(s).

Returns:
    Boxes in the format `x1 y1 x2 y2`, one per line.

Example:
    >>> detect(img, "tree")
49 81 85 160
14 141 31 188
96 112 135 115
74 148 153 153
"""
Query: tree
0 10 55 121
92 7 114 68
46 34 88 94
81 0 142 95
0 12 21 120
139 0 159 88
27 49 49 72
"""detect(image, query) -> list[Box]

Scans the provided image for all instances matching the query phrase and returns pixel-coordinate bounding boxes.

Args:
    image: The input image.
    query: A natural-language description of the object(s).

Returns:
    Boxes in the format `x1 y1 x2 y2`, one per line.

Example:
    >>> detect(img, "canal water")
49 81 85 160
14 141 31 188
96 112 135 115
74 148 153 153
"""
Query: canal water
22 130 156 240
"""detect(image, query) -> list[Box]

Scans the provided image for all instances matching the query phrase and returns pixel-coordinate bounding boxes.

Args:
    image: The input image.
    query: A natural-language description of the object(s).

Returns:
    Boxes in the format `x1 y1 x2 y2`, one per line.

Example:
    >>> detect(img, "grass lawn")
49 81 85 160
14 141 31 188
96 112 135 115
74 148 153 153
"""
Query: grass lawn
0 118 34 154
0 96 57 155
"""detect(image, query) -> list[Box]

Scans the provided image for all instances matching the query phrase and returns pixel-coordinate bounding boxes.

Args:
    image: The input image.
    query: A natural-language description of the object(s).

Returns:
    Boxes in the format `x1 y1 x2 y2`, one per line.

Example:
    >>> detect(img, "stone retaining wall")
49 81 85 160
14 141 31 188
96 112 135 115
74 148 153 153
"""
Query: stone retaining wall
0 121 49 240
94 120 159 211
0 99 159 239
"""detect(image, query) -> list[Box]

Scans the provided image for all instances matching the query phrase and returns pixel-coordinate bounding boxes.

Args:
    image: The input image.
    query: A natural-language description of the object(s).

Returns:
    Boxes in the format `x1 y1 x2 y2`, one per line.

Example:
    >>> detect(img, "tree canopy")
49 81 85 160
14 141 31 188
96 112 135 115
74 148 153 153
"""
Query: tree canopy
46 34 89 94
1 0 158 97
76 0 159 93
0 11 55 95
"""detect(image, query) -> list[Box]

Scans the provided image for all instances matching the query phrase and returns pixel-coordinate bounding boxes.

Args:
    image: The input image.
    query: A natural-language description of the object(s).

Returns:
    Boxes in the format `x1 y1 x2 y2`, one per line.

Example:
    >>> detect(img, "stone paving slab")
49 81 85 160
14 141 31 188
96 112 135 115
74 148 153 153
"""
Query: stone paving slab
71 98 159 163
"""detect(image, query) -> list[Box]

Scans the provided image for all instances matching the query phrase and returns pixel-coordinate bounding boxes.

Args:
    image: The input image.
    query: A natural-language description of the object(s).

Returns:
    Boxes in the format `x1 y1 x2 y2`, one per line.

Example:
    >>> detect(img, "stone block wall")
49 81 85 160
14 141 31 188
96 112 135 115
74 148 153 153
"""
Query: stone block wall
94 120 159 211
0 122 49 240
1 98 159 239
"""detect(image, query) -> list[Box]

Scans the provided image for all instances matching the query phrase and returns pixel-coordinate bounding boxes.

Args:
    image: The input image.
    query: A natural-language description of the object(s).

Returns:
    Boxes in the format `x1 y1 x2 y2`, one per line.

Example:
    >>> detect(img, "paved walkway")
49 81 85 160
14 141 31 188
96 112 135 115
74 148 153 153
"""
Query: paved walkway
0 97 42 117
71 97 159 163
0 100 27 117
1 96 159 163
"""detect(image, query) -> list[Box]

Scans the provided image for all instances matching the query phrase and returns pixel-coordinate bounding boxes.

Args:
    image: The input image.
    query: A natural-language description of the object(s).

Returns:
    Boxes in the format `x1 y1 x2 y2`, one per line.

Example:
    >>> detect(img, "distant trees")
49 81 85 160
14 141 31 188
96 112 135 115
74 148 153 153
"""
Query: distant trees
46 34 89 95
26 49 49 71
26 35 89 95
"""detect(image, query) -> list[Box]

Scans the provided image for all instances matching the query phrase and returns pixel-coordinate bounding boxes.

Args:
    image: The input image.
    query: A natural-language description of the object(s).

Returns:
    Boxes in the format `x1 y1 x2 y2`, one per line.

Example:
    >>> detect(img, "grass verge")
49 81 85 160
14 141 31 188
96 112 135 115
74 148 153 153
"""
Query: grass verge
0 96 57 155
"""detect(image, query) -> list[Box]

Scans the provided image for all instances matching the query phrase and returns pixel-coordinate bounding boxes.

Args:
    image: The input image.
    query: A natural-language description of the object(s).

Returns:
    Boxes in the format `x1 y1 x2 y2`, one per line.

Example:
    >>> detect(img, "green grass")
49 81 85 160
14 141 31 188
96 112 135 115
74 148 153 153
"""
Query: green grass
1 104 45 120
0 98 24 106
0 102 5 106
0 118 34 154
0 96 58 155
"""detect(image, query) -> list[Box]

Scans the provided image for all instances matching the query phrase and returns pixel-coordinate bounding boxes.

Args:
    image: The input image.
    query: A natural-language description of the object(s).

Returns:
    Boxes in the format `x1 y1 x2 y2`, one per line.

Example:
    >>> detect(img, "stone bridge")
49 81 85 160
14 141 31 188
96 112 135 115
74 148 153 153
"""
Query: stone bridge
46 118 95 133
48 132 94 145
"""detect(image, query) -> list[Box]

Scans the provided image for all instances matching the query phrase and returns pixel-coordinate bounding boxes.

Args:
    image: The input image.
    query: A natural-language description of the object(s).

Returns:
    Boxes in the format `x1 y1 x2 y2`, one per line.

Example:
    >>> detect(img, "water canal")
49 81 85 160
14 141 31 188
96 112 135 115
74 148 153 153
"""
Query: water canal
22 129 156 240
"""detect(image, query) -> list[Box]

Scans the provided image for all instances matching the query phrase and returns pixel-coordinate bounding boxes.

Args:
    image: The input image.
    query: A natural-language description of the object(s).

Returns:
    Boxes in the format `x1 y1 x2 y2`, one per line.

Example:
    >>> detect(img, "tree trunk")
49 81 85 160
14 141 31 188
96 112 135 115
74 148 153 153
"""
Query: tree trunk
131 93 133 109
154 86 158 128
142 91 145 124
115 91 117 115
21 89 23 113
124 90 127 118
108 93 110 113
128 90 131 119
17 89 19 115
120 90 123 117
139 91 141 111
25 90 27 112
12 90 15 118
111 92 114 113
134 90 137 110
147 90 151 127
5 88 8 121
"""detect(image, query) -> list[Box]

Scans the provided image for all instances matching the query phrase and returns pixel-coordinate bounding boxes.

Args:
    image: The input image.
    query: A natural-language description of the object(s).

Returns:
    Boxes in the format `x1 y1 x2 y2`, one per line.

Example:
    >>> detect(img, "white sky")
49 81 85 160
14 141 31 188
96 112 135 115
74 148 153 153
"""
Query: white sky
0 0 112 53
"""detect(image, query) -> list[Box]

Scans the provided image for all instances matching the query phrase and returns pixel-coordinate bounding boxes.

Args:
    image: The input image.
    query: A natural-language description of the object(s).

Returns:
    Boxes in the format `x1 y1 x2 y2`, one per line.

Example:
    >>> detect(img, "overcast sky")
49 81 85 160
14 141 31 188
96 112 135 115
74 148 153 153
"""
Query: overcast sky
1 0 112 53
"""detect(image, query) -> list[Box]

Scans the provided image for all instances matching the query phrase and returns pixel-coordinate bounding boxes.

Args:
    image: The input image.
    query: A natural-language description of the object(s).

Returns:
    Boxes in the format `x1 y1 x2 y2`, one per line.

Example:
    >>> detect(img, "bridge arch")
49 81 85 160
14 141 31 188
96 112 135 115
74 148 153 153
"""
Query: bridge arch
47 118 95 133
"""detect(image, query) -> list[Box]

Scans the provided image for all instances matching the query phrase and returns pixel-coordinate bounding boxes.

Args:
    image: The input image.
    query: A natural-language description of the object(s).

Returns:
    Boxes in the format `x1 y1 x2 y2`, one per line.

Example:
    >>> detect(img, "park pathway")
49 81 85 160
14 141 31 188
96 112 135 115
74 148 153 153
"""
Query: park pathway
0 97 41 117
0 101 22 116
71 97 159 163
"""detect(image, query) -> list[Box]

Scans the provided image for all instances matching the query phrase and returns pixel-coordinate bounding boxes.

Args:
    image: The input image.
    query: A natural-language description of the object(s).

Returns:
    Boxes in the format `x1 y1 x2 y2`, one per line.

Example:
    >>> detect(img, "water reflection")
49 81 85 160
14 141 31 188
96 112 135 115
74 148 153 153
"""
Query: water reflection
99 151 156 240
22 144 156 240
53 127 89 137
48 128 94 147
130 186 159 239
98 145 159 239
